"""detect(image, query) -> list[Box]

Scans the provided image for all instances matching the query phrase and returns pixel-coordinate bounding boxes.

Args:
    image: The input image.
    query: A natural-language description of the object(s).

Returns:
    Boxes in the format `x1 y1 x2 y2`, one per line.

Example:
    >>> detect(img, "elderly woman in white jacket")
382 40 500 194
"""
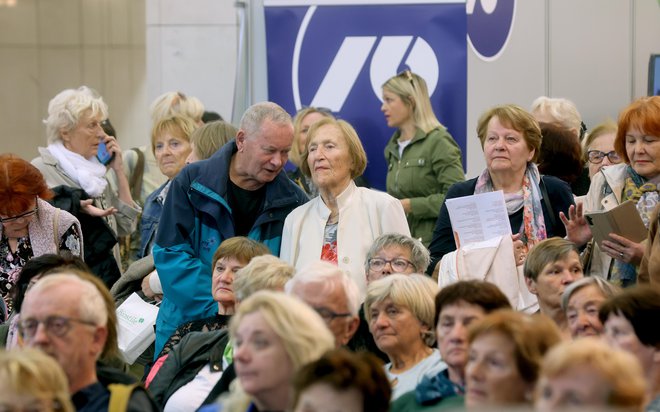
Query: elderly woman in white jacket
280 118 409 297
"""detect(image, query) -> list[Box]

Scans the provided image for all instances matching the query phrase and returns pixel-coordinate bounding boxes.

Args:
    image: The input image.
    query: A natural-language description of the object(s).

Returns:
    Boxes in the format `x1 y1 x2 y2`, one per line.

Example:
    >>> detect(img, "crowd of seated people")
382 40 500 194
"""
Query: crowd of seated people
2 80 660 412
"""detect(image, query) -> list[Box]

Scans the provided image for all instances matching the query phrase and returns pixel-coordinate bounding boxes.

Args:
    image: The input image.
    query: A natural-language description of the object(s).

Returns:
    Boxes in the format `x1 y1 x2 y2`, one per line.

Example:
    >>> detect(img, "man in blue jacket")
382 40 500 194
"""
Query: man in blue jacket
152 102 308 355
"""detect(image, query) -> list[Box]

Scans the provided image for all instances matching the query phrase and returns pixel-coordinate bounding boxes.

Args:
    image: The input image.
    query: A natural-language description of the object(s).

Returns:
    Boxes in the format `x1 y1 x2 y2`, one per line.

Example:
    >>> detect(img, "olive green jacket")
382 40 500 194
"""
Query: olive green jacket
385 127 465 247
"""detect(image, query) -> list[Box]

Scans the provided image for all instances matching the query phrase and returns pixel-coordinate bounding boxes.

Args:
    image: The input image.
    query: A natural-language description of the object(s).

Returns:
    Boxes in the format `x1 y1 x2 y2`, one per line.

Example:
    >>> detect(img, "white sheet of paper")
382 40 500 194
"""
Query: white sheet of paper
445 191 512 247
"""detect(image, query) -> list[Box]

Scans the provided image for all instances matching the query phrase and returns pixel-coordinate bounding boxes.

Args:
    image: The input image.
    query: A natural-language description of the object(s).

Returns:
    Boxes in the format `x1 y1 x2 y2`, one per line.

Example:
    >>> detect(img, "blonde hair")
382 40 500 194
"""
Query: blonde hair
233 255 295 302
150 115 198 155
44 86 109 145
539 338 646 411
290 107 334 167
382 71 443 134
477 104 543 163
300 118 368 179
364 274 438 346
190 121 238 160
530 96 582 134
150 91 204 124
220 291 335 412
0 348 74 412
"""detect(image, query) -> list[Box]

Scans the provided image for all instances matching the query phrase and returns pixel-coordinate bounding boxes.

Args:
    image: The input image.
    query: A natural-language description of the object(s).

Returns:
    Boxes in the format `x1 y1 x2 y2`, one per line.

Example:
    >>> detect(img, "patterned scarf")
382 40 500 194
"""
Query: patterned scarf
475 163 547 251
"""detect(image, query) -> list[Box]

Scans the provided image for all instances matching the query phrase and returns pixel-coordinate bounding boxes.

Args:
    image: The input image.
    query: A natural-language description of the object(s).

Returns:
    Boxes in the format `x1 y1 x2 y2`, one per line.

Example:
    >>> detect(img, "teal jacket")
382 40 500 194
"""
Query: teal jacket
385 127 464 247
152 141 308 356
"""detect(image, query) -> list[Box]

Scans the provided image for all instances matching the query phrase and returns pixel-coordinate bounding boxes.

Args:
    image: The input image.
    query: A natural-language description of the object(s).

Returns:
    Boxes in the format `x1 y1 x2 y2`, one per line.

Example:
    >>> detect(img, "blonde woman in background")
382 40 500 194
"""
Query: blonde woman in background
201 291 335 412
382 70 464 247
186 121 239 163
0 348 74 412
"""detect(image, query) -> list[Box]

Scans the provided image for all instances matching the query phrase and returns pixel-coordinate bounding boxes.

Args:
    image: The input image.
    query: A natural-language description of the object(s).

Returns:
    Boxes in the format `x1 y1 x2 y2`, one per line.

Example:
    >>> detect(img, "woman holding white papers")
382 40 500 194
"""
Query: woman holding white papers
563 96 660 285
427 104 574 279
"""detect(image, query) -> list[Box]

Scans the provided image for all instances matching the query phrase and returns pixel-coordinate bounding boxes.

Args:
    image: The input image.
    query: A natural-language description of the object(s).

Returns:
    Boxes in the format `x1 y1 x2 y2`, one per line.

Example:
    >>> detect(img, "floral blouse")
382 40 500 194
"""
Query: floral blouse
0 223 81 317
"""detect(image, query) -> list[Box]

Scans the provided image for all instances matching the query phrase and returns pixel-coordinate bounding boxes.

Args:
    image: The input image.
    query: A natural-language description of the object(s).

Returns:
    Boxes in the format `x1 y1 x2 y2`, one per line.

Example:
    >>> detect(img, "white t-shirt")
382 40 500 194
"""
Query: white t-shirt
385 348 447 400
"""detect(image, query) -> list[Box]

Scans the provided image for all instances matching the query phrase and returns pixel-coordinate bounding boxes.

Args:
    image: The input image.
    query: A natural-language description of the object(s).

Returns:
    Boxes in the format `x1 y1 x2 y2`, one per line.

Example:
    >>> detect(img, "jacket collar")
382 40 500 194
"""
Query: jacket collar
385 127 434 158
601 163 629 204
314 180 358 219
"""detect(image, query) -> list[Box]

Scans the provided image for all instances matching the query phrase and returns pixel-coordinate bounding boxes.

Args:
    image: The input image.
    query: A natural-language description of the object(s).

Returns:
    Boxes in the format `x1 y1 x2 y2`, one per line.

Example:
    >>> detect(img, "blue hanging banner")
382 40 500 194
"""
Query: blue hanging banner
265 1 467 189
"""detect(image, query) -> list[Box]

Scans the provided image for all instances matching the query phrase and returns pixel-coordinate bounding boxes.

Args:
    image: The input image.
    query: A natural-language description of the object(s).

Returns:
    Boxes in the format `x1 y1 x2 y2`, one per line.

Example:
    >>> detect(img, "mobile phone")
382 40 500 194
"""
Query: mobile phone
96 141 114 165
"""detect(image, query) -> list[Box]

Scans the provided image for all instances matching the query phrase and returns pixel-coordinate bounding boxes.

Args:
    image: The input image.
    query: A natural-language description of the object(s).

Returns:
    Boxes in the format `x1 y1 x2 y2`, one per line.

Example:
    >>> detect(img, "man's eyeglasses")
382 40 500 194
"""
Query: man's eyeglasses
19 316 97 339
587 150 622 164
313 307 352 323
368 257 414 273
0 206 38 224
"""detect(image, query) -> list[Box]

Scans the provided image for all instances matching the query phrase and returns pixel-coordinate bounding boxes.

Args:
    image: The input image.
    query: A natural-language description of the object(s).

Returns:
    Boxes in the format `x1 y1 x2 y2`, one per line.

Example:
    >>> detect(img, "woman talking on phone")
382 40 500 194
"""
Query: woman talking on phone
32 86 140 285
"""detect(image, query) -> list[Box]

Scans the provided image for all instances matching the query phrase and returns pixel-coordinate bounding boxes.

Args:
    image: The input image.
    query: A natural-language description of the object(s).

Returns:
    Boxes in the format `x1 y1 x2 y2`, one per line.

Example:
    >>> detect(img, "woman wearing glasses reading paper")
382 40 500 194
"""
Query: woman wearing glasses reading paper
427 104 574 282
563 96 660 285
382 70 465 247
0 154 82 320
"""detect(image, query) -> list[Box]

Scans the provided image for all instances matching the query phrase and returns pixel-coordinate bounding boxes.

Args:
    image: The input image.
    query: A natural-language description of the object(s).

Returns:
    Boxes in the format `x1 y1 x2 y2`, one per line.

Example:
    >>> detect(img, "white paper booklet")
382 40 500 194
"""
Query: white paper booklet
445 190 511 247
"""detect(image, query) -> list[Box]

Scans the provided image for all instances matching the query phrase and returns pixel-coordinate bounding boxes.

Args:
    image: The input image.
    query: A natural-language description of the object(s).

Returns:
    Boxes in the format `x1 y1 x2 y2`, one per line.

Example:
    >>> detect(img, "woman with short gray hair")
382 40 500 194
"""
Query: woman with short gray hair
561 276 621 340
365 233 430 284
364 274 442 400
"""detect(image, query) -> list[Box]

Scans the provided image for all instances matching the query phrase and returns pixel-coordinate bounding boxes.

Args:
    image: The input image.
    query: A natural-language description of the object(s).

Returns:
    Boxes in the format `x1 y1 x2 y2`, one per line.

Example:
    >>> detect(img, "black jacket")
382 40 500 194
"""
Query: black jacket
427 175 575 275
50 185 121 287
148 329 230 407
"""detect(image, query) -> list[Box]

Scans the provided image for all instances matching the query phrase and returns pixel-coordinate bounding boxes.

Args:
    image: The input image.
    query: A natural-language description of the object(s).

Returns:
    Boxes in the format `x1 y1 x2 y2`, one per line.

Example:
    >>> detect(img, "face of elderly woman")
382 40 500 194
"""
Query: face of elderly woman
604 314 656 368
307 124 353 193
369 297 429 356
211 257 245 307
566 284 606 339
233 311 294 401
483 116 534 177
60 111 105 159
586 132 620 178
535 366 611 411
465 331 532 407
154 132 192 179
625 126 660 179
366 245 416 284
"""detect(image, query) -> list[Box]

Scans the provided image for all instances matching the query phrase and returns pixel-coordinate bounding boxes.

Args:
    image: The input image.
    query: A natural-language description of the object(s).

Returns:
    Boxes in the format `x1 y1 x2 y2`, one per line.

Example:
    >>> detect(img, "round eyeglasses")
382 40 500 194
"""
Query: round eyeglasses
368 257 414 272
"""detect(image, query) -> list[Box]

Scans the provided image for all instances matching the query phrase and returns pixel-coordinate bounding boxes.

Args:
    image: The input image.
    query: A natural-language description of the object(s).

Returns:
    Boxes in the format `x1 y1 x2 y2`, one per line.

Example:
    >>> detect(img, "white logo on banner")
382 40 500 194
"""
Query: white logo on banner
293 6 439 112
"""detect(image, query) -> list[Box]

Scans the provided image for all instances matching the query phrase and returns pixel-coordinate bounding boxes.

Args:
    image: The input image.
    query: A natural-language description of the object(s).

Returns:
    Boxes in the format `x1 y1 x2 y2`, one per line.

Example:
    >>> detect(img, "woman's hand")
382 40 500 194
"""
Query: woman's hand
103 134 124 172
601 233 645 266
559 203 592 247
79 199 117 217
512 233 526 266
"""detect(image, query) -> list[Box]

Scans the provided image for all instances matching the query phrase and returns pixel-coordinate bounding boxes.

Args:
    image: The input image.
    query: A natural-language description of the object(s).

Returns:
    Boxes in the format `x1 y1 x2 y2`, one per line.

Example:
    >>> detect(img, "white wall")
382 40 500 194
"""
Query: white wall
0 0 147 159
466 0 660 177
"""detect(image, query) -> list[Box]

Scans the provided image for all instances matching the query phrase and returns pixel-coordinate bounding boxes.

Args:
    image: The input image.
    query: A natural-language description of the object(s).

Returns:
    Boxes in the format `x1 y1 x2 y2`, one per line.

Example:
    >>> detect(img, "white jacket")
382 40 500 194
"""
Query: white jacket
280 181 410 297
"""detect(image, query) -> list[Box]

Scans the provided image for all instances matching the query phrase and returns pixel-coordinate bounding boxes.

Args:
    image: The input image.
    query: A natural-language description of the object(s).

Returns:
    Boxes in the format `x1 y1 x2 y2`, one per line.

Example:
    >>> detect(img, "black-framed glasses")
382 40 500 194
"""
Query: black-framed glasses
313 307 352 323
587 150 622 164
368 257 414 272
397 69 415 89
18 316 97 339
0 205 38 224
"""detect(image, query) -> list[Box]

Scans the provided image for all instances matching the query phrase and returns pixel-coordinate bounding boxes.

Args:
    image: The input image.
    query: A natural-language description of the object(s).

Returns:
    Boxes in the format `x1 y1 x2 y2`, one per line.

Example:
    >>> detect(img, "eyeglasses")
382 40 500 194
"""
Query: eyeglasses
368 257 414 272
587 150 622 164
397 69 415 89
0 206 38 224
313 307 352 323
19 316 97 339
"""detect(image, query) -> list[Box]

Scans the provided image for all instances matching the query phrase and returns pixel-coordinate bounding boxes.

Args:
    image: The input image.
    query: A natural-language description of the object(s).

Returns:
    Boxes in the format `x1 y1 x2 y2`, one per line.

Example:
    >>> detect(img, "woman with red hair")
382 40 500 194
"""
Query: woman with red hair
0 154 82 319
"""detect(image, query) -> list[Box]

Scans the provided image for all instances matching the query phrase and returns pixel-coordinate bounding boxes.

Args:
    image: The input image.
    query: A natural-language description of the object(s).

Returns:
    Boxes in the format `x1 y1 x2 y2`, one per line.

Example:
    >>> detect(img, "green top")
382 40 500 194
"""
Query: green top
384 127 465 247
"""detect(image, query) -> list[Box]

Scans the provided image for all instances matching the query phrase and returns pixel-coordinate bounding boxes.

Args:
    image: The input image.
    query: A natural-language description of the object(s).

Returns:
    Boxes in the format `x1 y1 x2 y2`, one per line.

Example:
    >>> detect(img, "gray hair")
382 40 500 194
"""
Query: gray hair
364 233 430 273
43 86 109 145
285 261 361 316
27 273 108 327
233 255 295 302
561 276 621 312
239 101 292 137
